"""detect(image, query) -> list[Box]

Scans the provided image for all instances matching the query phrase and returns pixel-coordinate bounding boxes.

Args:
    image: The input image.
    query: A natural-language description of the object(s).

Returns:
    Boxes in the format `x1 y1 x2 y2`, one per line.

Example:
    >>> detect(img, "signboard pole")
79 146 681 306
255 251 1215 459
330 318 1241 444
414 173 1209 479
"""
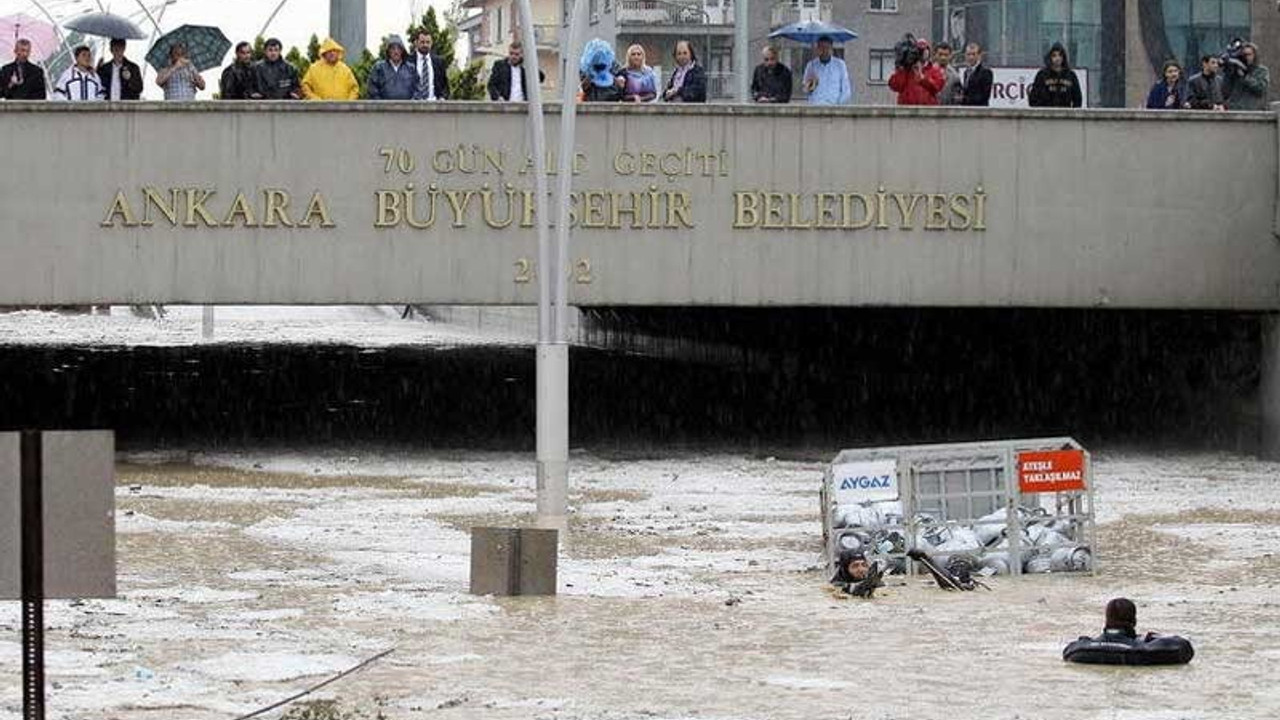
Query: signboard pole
19 431 45 720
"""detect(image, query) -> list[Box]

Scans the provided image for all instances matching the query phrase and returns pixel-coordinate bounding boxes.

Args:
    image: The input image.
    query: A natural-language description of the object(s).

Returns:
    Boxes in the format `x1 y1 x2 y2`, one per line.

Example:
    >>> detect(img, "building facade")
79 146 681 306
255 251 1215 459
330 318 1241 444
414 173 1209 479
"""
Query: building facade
464 0 564 97
935 0 1278 107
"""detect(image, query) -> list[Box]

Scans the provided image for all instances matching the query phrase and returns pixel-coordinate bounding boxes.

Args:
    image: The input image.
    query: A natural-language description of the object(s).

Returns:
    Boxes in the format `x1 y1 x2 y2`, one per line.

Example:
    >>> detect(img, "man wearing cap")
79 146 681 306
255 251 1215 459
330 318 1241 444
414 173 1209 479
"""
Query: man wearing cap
98 39 144 101
802 36 852 105
254 38 302 100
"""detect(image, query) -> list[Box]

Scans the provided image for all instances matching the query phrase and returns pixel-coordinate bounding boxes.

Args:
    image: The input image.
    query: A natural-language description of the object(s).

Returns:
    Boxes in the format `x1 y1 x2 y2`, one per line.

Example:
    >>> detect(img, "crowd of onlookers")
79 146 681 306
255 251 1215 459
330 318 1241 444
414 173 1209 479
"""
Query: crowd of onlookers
0 30 1271 111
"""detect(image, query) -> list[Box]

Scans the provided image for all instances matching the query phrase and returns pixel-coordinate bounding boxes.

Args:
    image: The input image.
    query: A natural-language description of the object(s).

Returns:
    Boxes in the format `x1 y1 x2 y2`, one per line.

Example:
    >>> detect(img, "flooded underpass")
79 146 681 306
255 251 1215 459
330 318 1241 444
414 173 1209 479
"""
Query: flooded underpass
0 452 1277 719
0 307 1277 718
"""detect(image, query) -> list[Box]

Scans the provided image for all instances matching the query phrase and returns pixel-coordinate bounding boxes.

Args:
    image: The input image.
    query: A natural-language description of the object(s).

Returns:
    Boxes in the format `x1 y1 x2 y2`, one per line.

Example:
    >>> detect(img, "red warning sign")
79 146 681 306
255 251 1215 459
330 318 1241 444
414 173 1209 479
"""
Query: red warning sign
1017 450 1086 493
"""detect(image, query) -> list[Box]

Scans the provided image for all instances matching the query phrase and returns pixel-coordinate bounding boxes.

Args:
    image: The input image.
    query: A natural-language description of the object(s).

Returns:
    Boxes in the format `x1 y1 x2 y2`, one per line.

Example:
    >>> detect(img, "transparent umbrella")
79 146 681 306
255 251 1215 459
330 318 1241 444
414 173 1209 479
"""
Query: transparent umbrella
0 13 59 60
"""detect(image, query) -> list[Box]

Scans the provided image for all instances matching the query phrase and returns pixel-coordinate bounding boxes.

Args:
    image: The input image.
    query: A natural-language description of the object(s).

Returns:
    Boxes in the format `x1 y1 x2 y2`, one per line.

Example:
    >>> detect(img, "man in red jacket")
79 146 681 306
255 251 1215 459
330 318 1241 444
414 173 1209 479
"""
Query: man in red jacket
888 38 944 105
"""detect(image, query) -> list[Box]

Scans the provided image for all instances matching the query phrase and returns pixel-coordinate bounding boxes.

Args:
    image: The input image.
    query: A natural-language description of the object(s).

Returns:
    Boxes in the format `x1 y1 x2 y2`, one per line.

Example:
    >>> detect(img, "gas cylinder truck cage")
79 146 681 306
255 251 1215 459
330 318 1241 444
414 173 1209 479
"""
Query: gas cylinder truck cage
822 437 1096 579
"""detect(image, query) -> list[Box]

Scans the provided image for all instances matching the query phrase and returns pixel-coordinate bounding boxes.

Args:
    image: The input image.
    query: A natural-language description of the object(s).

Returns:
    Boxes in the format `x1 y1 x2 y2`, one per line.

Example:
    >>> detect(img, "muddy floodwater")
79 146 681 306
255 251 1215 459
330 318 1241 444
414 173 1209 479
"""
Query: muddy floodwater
1 450 1278 719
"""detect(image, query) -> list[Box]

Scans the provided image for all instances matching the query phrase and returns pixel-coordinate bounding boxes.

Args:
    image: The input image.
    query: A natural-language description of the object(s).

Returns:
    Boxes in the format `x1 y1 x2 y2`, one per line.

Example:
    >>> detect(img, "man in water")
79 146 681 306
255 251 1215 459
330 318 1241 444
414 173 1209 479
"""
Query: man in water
830 550 884 598
1062 597 1195 665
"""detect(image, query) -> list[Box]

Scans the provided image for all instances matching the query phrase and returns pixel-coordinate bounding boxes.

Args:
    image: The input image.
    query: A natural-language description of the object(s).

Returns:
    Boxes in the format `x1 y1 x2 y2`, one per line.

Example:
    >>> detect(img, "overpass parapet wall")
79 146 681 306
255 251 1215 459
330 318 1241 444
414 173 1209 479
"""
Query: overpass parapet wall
1 103 1277 309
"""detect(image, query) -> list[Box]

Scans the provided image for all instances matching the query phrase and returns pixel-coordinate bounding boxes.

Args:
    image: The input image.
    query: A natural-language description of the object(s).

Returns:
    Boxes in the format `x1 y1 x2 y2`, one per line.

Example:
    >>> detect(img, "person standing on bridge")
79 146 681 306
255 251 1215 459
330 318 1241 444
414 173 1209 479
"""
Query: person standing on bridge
935 42 962 105
1028 42 1082 108
369 35 419 101
888 38 944 106
411 31 449 101
1187 55 1225 111
220 42 260 100
98 39 144 101
488 40 545 102
0 38 46 100
751 45 791 104
620 44 657 103
958 42 993 106
156 43 205 100
52 46 104 102
802 36 851 106
302 37 359 101
1145 60 1188 110
663 40 707 103
254 39 301 100
1223 42 1270 111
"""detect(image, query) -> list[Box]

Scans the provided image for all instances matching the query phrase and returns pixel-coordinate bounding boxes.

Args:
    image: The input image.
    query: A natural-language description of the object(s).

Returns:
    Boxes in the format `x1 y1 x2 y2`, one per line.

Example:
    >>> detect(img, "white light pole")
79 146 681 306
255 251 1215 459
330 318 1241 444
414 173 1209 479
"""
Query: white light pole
516 0 584 533
735 0 750 101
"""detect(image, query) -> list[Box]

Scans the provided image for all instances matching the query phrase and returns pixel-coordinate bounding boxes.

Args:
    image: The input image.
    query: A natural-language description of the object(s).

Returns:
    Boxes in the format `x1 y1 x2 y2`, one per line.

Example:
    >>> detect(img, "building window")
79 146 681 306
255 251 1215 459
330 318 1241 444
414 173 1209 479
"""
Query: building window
868 48 894 84
870 0 898 12
1163 0 1251 74
590 0 599 22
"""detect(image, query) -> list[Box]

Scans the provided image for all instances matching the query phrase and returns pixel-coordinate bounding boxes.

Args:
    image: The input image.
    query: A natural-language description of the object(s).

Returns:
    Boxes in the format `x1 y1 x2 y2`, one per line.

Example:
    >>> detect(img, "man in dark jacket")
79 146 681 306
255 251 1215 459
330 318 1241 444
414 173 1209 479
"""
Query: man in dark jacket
750 45 791 103
410 31 449 101
220 41 259 100
369 35 418 100
1 38 47 100
98 38 144 101
1224 42 1270 110
1029 42 1083 108
254 38 301 100
960 42 993 106
488 41 543 101
1187 55 1226 110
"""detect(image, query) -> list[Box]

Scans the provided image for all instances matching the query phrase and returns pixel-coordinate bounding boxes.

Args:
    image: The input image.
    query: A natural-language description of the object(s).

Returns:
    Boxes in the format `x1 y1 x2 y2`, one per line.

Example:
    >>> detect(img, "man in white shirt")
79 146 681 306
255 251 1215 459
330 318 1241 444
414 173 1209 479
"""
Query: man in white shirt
411 32 449 101
98 38 144 101
487 41 544 101
54 45 104 102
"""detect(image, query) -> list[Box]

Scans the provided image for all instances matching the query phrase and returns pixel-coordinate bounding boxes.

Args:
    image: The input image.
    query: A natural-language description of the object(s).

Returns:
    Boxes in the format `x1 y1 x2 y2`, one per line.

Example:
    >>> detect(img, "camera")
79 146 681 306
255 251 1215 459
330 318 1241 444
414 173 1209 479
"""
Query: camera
894 33 922 69
1220 37 1249 74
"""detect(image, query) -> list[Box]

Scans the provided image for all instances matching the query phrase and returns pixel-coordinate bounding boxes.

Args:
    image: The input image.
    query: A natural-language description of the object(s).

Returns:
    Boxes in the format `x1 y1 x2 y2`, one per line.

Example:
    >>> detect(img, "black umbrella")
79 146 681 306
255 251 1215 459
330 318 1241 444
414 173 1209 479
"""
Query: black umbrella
63 12 146 40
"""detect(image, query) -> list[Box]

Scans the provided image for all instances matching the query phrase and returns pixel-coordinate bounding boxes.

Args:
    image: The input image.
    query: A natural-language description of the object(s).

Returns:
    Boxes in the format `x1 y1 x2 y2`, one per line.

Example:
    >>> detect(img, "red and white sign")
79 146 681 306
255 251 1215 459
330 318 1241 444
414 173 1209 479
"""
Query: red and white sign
989 67 1090 109
1017 450 1086 493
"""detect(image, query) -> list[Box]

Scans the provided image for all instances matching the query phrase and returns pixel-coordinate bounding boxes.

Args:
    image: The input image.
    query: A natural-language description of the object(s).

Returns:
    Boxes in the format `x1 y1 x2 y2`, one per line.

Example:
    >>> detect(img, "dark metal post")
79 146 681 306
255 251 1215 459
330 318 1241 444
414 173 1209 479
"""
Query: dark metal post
20 431 45 720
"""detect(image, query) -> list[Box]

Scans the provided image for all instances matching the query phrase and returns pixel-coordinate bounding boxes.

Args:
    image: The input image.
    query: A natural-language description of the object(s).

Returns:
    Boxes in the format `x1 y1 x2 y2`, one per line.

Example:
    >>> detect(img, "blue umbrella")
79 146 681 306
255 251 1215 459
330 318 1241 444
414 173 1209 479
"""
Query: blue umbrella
63 12 146 40
769 21 858 44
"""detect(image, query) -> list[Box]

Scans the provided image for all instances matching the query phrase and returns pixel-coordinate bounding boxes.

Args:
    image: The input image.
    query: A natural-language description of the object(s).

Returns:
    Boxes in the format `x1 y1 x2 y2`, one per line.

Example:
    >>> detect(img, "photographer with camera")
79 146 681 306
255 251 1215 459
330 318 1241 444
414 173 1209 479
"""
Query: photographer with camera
1221 40 1270 111
887 35 944 106
1028 42 1082 108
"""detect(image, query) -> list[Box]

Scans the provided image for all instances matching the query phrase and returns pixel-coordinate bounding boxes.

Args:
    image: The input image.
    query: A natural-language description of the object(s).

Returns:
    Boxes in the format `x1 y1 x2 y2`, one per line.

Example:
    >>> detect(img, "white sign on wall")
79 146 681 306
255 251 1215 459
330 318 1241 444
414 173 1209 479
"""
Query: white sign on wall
831 459 900 504
989 67 1090 108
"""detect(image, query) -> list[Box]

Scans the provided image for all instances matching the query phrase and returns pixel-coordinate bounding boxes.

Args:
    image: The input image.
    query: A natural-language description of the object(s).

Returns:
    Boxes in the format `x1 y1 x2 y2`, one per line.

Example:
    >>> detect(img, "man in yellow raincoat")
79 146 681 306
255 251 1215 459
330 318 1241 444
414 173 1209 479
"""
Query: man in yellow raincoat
302 37 359 100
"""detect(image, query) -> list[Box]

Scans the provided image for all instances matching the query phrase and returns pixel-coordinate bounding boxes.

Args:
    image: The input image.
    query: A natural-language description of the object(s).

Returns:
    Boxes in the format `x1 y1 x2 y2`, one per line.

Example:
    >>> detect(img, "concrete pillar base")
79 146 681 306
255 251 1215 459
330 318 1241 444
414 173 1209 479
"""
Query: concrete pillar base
469 527 558 596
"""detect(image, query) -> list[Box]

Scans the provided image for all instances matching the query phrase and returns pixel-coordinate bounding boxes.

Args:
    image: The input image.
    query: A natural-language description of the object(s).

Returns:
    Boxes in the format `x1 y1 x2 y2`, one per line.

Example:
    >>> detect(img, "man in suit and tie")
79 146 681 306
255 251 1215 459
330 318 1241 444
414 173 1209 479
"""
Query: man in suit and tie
960 42 993 106
411 31 449 101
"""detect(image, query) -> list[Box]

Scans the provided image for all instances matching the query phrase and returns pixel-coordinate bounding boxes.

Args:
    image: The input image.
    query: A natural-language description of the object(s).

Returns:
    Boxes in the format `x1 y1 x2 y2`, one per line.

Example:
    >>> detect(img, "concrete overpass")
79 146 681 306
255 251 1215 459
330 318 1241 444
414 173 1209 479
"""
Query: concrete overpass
2 103 1279 451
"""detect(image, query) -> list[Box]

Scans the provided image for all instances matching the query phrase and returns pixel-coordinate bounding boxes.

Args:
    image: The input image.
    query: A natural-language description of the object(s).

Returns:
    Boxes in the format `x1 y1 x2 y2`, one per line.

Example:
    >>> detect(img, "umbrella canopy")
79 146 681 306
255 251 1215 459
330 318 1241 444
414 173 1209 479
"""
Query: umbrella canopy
63 12 146 41
0 14 60 62
146 25 231 72
768 21 858 44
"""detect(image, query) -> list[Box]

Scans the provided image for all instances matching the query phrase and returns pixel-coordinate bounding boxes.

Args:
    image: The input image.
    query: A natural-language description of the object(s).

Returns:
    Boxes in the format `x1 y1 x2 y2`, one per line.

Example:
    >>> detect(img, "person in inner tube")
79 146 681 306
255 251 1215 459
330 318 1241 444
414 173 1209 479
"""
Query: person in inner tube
830 550 884 598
